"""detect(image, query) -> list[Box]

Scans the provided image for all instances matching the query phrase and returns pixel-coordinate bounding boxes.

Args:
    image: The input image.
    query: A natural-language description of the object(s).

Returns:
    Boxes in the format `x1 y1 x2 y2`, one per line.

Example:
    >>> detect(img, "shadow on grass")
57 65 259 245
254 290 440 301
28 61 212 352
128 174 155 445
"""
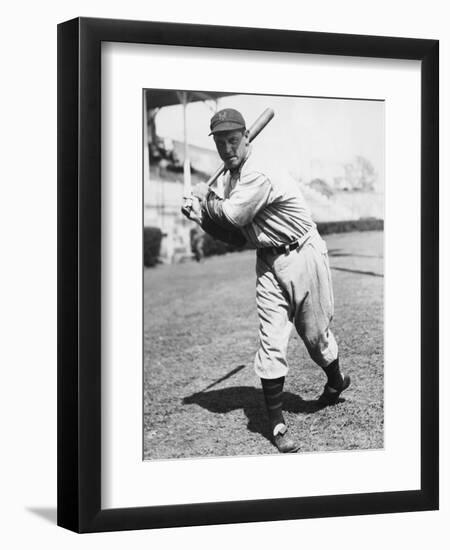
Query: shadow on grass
328 248 383 259
183 386 330 444
327 249 383 277
331 266 383 277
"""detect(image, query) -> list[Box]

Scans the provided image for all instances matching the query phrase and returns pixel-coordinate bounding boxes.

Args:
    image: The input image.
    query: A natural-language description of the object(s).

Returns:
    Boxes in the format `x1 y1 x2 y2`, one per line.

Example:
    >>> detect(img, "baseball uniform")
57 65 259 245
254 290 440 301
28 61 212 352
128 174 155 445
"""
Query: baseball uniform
190 107 349 452
206 146 338 379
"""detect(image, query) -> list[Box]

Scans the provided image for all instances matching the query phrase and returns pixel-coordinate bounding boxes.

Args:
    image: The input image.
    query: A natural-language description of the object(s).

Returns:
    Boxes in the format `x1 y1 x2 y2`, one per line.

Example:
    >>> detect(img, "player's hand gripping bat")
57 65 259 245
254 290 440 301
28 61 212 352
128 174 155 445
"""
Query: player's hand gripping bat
181 107 275 219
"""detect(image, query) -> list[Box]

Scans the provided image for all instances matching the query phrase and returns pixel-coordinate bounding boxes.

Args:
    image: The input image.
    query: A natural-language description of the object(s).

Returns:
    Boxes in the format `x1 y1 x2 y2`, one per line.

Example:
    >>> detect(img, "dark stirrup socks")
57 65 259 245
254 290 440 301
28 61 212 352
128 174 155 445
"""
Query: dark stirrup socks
261 376 285 433
322 357 344 389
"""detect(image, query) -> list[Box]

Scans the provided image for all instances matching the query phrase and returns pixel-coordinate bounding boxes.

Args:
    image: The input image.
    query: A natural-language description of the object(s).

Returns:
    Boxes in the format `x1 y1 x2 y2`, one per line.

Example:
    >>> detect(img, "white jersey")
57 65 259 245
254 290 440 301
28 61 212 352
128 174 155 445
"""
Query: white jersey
214 148 315 248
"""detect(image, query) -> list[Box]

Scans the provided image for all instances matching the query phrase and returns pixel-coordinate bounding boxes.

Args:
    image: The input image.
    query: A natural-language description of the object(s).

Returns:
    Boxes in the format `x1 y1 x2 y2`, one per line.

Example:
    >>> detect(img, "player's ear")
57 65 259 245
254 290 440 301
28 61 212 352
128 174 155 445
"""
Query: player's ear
244 129 250 143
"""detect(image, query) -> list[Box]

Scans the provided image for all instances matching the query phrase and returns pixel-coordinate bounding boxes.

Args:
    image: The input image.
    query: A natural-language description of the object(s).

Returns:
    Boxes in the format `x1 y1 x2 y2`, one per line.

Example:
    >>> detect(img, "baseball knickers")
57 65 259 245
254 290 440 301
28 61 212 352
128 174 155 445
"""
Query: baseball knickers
254 231 338 379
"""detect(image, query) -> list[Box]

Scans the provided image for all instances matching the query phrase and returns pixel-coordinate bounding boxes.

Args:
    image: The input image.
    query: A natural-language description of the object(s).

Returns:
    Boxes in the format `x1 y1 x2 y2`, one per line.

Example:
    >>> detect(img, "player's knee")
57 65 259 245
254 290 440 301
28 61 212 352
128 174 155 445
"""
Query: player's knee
304 329 338 366
303 331 329 359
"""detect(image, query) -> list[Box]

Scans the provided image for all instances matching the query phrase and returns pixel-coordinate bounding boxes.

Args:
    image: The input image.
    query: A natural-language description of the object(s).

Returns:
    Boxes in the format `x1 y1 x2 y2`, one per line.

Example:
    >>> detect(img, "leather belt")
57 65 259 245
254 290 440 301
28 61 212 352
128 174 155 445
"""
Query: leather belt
272 241 301 255
257 240 301 257
258 229 317 257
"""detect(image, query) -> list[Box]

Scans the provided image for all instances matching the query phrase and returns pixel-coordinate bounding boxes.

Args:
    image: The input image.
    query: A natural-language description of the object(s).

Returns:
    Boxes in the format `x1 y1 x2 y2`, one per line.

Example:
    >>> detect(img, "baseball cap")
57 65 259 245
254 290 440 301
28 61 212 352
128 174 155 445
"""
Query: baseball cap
209 108 246 135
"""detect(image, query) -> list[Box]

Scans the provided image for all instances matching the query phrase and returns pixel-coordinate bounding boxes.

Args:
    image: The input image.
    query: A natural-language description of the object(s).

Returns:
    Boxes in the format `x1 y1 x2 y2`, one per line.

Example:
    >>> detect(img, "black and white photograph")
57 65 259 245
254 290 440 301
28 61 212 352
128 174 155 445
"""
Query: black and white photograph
1 0 445 543
143 90 384 460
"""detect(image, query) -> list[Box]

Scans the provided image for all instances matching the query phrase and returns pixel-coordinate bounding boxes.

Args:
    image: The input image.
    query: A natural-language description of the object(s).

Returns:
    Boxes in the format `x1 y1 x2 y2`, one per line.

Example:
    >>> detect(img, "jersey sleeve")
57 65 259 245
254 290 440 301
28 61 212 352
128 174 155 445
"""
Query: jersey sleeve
221 171 272 227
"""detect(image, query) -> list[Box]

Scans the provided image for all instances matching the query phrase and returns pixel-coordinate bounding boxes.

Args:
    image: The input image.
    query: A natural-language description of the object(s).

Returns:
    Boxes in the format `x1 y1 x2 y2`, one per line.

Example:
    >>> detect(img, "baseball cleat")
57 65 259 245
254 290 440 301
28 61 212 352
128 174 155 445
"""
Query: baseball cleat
273 428 300 453
318 374 351 406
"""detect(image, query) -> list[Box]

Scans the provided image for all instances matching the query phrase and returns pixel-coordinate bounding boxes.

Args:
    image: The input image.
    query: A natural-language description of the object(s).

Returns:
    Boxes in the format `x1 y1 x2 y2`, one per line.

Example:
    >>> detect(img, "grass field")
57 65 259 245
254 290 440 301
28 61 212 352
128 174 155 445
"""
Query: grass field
143 230 384 459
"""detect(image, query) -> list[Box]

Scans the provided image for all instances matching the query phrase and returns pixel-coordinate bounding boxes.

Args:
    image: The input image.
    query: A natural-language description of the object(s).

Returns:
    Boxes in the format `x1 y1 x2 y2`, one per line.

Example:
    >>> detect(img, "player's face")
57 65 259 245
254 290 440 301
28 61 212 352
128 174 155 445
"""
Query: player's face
213 129 249 171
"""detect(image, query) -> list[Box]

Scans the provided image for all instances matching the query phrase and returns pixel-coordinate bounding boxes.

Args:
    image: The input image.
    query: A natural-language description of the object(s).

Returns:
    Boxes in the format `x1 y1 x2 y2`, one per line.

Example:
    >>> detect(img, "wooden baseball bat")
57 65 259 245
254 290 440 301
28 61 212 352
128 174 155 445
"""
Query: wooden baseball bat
205 107 275 188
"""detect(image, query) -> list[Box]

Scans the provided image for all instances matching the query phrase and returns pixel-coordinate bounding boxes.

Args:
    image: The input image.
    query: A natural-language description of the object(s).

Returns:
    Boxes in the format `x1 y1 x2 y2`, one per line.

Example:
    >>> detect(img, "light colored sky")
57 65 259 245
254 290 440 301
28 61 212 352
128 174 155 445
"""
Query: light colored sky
154 93 385 189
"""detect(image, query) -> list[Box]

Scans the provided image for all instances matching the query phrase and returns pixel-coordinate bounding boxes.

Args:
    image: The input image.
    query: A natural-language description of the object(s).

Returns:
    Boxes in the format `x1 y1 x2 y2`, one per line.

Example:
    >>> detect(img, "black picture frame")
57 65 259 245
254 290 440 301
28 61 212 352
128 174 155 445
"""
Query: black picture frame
57 17 439 533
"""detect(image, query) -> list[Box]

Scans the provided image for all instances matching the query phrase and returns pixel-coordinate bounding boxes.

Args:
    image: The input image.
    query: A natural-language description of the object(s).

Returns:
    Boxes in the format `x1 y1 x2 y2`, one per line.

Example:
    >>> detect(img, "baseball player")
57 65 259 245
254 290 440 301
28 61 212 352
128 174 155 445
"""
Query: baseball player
185 108 350 453
191 224 206 262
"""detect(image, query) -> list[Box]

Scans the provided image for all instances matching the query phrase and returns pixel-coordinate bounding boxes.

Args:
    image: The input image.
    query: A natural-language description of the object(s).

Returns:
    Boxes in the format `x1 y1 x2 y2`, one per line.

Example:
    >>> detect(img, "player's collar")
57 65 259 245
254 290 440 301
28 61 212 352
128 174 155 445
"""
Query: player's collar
228 145 252 178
